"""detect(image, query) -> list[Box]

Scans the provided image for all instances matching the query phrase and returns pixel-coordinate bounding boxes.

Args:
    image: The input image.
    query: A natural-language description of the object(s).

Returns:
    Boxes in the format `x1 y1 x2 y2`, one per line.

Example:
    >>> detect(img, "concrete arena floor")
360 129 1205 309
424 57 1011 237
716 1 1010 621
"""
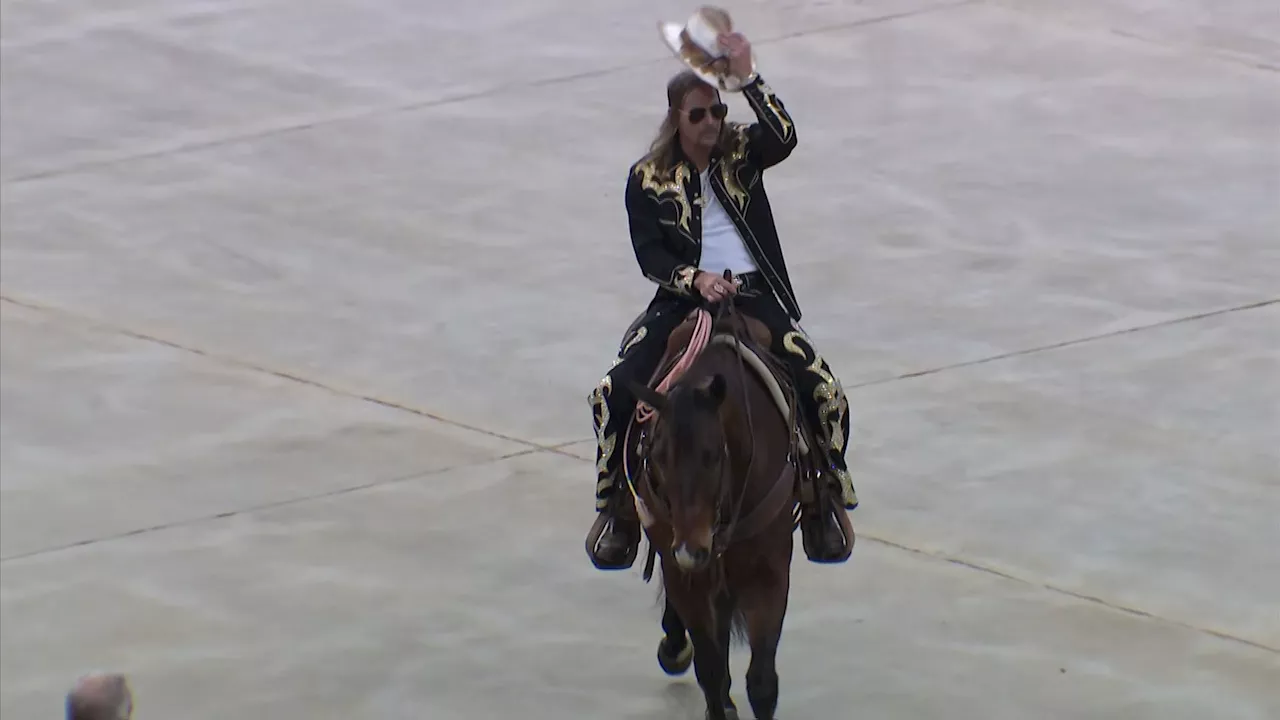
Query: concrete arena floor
2 0 1278 717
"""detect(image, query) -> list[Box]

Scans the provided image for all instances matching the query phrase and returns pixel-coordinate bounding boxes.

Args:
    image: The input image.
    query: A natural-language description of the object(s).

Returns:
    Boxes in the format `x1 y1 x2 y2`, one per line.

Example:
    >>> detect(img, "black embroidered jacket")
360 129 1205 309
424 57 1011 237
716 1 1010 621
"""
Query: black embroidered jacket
625 74 803 320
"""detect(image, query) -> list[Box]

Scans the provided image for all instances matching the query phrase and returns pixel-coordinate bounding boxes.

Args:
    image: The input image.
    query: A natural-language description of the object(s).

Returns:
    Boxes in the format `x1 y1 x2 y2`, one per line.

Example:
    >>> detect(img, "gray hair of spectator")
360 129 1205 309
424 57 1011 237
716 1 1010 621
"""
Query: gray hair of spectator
66 672 133 720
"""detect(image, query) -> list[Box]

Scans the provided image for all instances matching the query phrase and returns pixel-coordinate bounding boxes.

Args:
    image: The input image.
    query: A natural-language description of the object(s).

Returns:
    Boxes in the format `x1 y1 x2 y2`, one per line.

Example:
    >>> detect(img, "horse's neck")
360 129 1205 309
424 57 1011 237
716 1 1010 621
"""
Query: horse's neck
698 346 781 473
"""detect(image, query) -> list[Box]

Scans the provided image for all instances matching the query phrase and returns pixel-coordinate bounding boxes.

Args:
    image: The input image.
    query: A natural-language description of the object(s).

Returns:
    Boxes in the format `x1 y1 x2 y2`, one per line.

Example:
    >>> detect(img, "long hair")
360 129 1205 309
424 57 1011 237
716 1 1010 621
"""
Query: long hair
639 70 740 176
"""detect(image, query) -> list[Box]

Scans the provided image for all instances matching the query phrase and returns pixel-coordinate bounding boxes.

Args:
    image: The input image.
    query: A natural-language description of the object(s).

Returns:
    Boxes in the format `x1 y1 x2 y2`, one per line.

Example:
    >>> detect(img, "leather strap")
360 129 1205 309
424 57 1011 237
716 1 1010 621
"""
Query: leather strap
718 459 796 547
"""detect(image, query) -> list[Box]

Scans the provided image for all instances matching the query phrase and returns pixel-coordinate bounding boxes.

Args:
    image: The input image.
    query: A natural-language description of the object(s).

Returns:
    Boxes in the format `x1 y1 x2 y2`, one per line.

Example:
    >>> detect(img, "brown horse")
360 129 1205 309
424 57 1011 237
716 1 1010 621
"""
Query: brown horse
627 303 808 720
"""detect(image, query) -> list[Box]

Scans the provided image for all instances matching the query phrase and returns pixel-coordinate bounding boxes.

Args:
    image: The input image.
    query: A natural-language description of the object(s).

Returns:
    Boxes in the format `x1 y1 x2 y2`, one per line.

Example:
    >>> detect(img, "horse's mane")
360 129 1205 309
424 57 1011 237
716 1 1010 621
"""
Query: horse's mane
669 342 741 410
654 347 730 510
662 342 748 452
647 320 783 507
662 349 726 435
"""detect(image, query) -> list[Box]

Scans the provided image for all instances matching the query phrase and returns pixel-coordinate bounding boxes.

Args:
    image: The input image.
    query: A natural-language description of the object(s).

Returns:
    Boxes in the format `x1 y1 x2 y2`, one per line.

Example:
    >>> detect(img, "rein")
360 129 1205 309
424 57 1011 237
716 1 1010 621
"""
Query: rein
635 308 713 423
631 271 803 570
710 294 758 554
708 288 801 555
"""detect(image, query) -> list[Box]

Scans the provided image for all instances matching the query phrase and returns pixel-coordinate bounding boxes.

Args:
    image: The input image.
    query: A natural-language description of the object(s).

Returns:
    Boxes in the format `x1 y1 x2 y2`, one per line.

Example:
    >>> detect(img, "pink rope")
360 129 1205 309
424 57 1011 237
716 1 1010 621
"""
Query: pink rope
635 308 714 423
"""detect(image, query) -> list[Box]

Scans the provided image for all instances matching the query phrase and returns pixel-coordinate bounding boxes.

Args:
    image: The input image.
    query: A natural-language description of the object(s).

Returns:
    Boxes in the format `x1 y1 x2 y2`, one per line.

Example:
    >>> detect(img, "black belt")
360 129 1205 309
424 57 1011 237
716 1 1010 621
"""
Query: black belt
731 271 768 297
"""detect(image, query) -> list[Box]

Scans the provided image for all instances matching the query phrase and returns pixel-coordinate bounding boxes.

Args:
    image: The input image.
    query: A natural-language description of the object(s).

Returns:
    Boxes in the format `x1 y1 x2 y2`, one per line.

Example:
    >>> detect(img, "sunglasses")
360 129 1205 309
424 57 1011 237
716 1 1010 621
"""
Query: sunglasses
683 103 728 124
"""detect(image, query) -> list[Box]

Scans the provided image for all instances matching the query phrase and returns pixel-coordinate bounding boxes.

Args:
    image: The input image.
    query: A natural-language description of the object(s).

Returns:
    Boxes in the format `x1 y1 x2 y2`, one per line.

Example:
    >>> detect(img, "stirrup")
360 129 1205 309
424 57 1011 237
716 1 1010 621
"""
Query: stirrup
585 507 640 570
800 500 854 564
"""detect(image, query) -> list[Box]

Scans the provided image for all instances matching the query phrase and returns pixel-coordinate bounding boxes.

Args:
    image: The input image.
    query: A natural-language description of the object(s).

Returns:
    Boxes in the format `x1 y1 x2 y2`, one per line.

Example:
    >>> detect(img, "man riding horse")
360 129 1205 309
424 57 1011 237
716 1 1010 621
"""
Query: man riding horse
587 29 858 569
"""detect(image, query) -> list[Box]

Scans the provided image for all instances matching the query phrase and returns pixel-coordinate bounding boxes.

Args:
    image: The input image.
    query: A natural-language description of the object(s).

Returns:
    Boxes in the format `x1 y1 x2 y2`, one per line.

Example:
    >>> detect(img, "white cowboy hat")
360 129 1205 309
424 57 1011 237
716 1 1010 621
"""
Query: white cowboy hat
658 6 756 92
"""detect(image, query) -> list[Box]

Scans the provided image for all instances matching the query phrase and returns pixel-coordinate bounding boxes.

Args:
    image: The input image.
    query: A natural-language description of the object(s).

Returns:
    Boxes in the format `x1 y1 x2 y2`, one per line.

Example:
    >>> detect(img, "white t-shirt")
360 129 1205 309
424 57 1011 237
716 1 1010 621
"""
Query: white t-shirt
697 169 759 276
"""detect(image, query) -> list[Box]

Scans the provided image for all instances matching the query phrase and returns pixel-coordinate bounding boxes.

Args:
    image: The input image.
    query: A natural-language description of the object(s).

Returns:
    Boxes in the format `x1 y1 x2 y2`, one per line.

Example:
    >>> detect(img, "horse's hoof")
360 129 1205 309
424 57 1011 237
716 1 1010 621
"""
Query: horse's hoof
657 635 693 675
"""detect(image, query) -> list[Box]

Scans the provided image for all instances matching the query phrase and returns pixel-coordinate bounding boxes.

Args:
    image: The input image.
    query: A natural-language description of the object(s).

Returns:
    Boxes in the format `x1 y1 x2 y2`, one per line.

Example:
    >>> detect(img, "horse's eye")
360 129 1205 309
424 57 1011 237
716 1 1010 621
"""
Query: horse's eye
702 450 716 466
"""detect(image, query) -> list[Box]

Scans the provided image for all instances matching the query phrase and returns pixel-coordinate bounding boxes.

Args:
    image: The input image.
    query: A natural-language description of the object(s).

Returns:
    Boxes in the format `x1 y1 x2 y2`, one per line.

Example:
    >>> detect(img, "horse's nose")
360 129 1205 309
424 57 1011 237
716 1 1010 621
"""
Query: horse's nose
674 542 710 570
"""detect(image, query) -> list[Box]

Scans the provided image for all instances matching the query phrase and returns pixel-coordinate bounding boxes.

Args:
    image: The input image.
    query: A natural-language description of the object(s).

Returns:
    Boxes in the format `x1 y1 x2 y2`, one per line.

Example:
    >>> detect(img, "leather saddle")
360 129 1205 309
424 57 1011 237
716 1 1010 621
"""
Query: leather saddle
623 307 823 497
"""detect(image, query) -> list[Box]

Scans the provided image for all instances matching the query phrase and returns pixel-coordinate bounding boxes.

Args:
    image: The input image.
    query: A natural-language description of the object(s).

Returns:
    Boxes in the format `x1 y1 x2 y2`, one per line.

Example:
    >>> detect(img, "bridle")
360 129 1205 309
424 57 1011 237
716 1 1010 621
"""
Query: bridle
634 272 803 564
707 288 804 555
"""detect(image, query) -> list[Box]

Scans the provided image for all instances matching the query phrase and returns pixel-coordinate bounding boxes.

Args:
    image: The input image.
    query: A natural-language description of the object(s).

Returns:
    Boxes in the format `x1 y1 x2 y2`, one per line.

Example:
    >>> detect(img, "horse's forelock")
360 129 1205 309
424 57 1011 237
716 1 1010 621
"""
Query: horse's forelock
657 378 727 504
666 383 711 443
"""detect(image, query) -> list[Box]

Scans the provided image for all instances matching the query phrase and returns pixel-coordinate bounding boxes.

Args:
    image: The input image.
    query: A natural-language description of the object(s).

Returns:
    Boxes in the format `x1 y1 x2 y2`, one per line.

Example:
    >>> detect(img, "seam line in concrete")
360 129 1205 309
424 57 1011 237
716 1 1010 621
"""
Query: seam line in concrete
0 294 581 456
0 60 648 185
0 0 273 52
562 448 1280 654
536 443 1280 653
0 447 542 564
860 533 1279 654
6 435 1274 654
748 0 979 47
848 298 1280 390
4 294 1273 471
3 12 420 102
0 0 974 186
4 292 1276 651
980 0 1280 73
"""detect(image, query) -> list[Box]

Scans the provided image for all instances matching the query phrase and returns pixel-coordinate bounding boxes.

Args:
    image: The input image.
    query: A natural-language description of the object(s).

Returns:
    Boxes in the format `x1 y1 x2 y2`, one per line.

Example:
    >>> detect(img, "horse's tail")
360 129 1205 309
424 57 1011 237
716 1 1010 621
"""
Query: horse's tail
711 584 747 645
728 606 749 648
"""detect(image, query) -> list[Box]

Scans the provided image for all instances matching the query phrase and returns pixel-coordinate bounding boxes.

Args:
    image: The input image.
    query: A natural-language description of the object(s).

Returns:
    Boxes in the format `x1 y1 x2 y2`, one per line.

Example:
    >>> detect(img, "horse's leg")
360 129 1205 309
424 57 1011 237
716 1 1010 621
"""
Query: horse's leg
689 620 735 720
714 590 739 718
665 561 735 719
657 595 693 675
741 550 791 719
694 588 739 719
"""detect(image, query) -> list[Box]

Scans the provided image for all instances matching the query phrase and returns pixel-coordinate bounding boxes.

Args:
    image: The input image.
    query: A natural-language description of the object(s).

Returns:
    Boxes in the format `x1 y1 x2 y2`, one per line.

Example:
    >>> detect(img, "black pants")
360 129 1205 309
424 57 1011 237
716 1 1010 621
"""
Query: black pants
589 285 857 512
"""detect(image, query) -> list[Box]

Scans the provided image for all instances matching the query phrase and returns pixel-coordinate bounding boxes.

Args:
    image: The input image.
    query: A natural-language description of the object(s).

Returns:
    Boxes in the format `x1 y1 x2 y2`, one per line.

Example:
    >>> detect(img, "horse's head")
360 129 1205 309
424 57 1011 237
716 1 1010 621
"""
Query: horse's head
631 373 730 572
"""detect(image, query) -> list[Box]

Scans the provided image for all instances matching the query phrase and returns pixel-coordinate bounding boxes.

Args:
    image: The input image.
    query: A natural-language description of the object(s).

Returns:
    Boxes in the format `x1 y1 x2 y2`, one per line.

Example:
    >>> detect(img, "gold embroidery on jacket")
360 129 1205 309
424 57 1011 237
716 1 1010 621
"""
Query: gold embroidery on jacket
635 161 694 238
673 265 697 294
749 81 795 142
719 126 752 214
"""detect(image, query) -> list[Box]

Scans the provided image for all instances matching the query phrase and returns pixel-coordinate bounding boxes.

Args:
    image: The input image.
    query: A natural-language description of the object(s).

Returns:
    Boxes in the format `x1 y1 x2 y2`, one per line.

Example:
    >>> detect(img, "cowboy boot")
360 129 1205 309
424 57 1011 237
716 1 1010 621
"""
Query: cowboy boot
800 469 855 563
819 468 855 561
588 371 641 569
819 504 851 561
596 512 640 567
587 480 641 570
802 502 852 563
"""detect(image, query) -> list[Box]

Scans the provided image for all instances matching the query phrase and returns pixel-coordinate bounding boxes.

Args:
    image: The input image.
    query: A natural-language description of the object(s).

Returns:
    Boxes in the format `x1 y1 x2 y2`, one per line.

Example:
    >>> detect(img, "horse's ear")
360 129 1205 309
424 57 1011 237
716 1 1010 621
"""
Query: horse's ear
699 373 727 409
628 380 667 411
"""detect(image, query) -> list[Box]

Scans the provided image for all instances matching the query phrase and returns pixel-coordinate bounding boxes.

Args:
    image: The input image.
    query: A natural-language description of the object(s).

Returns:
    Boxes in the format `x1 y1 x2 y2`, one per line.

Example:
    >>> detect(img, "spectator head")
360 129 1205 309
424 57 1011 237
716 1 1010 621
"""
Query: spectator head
65 672 132 720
